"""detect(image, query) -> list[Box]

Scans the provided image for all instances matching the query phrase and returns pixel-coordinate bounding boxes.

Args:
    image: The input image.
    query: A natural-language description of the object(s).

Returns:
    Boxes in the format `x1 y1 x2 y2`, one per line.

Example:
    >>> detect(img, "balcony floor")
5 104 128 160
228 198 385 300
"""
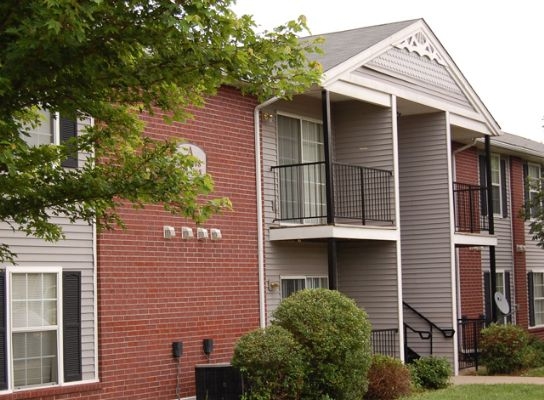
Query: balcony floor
269 223 399 241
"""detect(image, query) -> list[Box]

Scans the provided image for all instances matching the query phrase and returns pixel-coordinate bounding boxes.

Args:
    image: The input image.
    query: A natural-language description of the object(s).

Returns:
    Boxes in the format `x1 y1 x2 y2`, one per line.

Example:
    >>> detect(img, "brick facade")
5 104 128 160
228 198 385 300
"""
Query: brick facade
454 144 484 318
98 87 259 399
0 86 262 400
510 157 529 329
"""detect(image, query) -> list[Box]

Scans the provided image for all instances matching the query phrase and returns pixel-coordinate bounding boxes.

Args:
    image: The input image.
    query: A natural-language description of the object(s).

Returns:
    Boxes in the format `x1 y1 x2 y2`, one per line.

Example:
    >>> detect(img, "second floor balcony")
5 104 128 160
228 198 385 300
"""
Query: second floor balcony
271 161 394 229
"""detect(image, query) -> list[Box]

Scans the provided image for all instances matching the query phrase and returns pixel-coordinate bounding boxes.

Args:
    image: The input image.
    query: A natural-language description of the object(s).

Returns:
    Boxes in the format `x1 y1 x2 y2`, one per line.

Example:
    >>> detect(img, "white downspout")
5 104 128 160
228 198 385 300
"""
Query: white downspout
255 97 279 328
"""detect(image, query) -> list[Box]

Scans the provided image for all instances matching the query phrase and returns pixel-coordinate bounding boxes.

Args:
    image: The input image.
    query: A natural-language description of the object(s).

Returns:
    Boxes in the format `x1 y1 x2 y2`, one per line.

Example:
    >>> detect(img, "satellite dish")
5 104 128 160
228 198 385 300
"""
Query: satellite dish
494 292 510 315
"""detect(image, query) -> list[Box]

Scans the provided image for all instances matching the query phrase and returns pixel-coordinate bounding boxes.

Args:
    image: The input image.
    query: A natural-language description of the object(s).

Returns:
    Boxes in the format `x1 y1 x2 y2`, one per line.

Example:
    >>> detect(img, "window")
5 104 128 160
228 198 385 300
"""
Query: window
0 268 82 391
479 154 507 217
281 276 329 299
526 163 541 218
529 271 544 327
22 110 78 168
277 114 325 223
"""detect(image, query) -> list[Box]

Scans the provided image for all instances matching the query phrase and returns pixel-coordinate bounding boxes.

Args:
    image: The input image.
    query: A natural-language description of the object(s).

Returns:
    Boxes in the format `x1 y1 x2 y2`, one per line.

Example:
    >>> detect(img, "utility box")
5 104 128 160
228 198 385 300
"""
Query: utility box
195 363 243 400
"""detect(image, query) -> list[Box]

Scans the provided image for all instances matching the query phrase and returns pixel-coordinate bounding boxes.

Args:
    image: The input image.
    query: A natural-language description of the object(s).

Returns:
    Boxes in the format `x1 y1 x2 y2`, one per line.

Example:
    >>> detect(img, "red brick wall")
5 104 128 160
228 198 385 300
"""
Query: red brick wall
0 89 259 398
510 157 529 329
97 86 259 399
454 144 484 317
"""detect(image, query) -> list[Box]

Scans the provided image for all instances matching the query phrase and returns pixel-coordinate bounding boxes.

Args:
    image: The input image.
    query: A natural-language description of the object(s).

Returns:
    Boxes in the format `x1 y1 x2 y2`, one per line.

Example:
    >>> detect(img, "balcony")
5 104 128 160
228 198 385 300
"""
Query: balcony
270 161 395 241
453 182 496 246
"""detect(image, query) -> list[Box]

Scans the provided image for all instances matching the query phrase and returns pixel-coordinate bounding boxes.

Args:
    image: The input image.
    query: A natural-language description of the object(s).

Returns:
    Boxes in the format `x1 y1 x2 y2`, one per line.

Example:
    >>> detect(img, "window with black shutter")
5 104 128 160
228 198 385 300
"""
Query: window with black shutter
63 271 82 382
59 116 78 168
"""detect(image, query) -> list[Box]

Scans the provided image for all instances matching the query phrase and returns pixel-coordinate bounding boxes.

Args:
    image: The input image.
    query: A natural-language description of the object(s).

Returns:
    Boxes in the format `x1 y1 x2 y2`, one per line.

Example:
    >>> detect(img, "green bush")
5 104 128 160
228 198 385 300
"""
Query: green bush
232 325 306 400
272 289 372 400
409 356 451 390
364 355 411 400
528 336 544 367
480 323 530 374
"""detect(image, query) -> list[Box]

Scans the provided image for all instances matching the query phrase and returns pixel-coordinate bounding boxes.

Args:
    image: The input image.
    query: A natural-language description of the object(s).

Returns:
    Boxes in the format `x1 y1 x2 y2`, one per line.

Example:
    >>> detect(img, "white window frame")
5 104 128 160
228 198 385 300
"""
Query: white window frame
527 162 541 219
531 270 544 327
280 275 329 299
22 110 61 147
490 154 502 216
5 266 64 392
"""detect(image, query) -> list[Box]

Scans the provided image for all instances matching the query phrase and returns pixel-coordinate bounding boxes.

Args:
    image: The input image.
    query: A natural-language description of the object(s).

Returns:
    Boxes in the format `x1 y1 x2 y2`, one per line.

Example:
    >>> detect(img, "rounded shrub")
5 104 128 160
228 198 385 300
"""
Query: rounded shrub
364 355 411 400
480 323 530 374
272 288 372 400
409 356 451 390
232 325 306 400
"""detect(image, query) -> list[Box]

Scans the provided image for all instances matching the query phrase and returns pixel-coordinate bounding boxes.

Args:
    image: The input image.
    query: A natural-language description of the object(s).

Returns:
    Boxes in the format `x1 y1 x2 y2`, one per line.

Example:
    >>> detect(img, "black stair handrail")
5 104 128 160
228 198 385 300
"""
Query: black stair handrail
403 302 455 338
404 323 432 340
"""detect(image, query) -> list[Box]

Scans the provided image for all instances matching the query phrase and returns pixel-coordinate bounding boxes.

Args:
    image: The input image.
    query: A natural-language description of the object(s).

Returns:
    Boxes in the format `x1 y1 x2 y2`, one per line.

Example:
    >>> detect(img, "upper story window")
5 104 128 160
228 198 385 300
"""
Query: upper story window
22 110 78 168
526 163 541 218
479 154 507 218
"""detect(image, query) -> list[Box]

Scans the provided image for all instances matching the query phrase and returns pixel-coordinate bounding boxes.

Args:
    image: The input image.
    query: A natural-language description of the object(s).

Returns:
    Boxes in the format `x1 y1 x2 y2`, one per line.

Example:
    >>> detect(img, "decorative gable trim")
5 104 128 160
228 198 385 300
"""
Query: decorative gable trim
394 31 446 66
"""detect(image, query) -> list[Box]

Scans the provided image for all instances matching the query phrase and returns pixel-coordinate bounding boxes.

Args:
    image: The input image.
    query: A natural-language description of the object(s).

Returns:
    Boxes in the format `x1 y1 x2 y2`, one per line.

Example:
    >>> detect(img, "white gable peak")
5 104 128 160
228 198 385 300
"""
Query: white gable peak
394 31 446 66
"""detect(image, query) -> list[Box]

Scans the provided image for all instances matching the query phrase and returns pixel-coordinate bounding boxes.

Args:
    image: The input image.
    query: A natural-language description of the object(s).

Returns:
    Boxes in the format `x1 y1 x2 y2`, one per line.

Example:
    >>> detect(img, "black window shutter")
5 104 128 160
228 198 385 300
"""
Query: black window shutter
484 271 491 324
63 271 82 382
479 155 488 216
528 272 535 327
500 159 508 217
60 116 78 168
505 271 512 323
0 271 6 390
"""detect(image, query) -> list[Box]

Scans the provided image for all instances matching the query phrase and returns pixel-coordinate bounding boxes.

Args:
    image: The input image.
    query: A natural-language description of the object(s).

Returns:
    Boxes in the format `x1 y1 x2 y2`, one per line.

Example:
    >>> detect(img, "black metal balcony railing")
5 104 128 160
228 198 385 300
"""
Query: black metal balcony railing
272 161 393 225
371 328 398 357
453 182 488 233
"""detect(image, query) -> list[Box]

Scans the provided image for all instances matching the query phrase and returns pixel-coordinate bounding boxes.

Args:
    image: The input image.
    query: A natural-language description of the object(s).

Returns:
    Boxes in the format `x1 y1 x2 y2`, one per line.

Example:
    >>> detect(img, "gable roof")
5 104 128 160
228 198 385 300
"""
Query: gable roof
305 19 419 71
303 18 501 136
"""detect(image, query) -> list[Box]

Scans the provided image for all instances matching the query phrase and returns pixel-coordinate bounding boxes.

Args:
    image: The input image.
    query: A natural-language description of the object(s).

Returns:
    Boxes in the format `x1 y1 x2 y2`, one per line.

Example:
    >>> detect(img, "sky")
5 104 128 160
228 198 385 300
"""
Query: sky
232 0 544 142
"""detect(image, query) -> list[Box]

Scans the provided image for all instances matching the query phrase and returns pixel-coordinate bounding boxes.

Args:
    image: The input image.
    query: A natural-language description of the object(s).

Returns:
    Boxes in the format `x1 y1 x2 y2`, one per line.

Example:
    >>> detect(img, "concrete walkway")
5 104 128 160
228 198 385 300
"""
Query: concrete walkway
451 375 544 385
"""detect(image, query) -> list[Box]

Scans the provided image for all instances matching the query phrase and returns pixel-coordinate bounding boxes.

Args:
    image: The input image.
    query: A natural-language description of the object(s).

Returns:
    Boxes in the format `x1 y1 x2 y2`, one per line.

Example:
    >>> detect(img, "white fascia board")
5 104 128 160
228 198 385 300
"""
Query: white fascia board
449 113 491 136
269 225 399 241
325 79 391 107
453 233 498 247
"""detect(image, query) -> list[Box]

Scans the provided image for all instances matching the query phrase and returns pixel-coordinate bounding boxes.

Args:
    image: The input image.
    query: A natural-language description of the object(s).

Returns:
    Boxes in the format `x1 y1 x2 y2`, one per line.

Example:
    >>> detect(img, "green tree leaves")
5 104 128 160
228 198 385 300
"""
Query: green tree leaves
0 0 321 262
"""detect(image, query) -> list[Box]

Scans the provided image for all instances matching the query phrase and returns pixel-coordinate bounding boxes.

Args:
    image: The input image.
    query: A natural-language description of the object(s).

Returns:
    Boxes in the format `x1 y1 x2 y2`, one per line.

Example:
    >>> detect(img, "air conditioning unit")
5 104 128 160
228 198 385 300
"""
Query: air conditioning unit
195 363 242 400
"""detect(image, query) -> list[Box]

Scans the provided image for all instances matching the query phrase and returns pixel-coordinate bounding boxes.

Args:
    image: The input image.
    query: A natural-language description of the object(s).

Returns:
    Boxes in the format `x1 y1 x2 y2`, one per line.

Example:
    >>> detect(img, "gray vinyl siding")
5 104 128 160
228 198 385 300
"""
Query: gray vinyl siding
332 101 393 171
337 241 399 330
398 112 455 362
1 117 96 381
0 217 96 380
525 224 544 269
262 96 326 317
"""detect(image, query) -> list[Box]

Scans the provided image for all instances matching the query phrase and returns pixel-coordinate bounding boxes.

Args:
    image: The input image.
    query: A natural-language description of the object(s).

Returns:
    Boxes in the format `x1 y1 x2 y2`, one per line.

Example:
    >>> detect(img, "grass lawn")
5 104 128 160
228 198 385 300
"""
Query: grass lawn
404 385 543 399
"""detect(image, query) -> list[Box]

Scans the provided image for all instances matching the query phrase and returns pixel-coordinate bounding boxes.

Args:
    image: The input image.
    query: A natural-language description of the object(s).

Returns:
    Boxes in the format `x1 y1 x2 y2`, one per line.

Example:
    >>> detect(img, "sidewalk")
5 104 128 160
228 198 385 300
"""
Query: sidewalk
451 375 544 385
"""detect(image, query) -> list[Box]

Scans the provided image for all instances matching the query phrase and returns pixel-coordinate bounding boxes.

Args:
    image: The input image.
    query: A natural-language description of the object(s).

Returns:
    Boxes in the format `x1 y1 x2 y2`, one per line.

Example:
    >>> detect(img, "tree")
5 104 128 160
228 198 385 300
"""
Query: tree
0 0 322 262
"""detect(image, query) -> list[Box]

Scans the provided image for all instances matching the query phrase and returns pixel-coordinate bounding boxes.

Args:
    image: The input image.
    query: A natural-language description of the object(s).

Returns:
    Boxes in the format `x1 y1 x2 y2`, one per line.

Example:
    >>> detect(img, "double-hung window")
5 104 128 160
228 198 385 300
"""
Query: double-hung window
22 110 78 168
526 163 542 218
528 271 544 327
1 268 82 392
281 276 329 299
479 154 507 217
276 114 325 223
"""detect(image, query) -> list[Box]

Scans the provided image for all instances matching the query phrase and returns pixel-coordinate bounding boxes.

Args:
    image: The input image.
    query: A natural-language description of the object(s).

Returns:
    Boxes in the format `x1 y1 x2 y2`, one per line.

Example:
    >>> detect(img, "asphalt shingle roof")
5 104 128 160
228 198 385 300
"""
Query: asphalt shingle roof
304 19 419 71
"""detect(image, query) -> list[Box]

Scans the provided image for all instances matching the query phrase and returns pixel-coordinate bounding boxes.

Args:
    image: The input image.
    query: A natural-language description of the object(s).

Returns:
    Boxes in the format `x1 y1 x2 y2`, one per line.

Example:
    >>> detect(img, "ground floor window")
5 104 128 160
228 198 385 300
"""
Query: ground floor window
0 268 82 391
529 271 544 327
281 276 329 299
